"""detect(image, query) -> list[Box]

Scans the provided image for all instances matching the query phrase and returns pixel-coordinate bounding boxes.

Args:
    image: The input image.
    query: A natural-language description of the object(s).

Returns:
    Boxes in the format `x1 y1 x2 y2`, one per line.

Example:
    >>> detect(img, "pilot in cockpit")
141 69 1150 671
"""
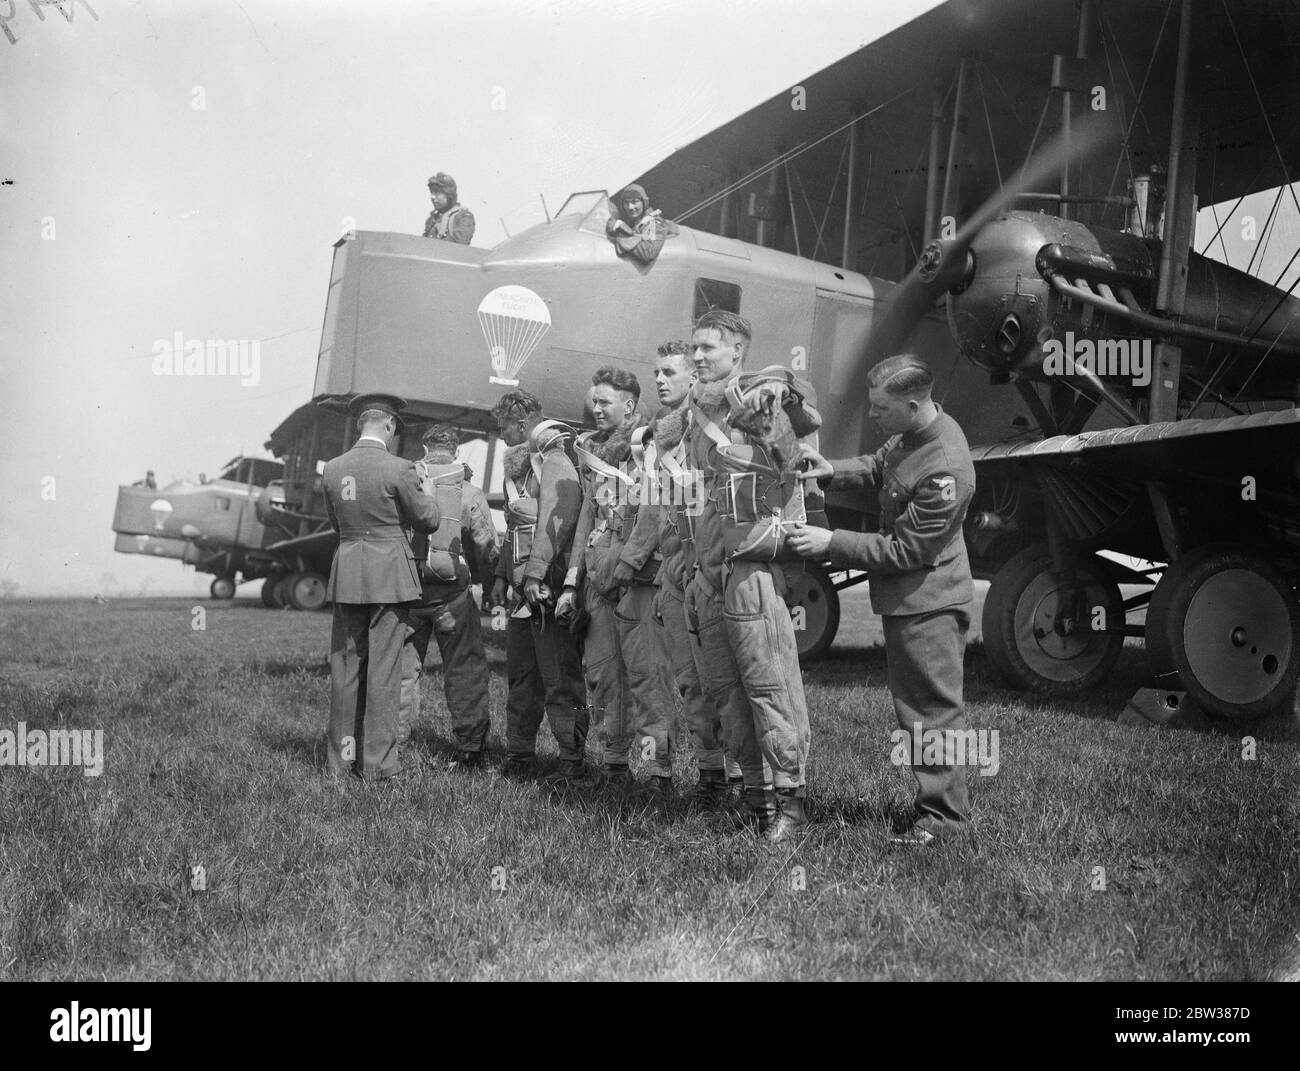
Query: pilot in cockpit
605 183 678 264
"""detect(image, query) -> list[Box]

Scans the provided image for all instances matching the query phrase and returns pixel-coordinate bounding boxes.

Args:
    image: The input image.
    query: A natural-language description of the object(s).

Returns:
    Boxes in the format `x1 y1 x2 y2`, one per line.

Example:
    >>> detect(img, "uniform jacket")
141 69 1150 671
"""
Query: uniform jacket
423 204 476 245
411 450 500 598
496 438 582 591
323 438 441 604
565 420 647 596
684 372 821 590
605 209 678 264
643 402 692 592
824 407 975 616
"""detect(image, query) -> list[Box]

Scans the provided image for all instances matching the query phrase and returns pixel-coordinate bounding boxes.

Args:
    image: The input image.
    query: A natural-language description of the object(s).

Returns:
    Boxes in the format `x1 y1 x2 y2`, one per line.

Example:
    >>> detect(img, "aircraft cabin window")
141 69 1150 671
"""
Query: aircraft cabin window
216 498 232 512
694 279 741 320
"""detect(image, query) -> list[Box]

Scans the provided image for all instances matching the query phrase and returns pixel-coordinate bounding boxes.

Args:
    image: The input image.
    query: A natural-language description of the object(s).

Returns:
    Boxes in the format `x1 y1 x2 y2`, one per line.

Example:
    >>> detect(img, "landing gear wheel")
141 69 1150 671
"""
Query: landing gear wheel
788 563 841 661
210 576 236 600
287 571 328 611
270 575 293 609
260 574 285 608
983 545 1124 695
1145 543 1300 722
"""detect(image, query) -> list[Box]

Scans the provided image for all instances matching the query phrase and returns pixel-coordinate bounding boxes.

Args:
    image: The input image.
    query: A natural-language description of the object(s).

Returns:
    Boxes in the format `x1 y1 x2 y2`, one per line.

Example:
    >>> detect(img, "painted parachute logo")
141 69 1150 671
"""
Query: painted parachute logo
149 498 173 532
477 285 551 386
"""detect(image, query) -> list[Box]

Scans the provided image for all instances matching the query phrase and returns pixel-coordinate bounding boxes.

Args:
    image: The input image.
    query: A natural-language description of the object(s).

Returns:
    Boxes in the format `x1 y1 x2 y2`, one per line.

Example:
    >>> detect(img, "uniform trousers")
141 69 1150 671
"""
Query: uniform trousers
721 560 810 790
329 602 410 780
615 582 675 777
582 583 632 766
685 571 768 787
882 605 972 836
505 611 588 764
655 581 725 772
400 587 491 753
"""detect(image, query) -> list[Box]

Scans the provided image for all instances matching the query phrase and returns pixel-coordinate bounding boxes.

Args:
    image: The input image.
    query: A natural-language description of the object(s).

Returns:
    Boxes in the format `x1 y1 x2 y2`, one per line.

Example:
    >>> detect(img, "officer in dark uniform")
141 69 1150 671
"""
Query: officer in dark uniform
321 393 441 781
423 172 476 245
789 354 976 844
402 423 500 770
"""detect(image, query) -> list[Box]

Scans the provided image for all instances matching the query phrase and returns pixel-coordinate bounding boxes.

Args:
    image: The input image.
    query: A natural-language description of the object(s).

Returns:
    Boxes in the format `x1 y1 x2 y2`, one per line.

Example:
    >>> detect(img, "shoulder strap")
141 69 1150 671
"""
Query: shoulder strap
689 403 734 451
574 443 635 487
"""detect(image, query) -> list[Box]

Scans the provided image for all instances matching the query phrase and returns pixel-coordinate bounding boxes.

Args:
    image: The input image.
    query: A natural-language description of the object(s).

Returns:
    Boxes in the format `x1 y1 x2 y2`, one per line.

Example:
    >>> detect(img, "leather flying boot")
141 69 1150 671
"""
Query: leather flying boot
743 785 777 834
685 768 729 808
765 787 808 844
592 764 632 794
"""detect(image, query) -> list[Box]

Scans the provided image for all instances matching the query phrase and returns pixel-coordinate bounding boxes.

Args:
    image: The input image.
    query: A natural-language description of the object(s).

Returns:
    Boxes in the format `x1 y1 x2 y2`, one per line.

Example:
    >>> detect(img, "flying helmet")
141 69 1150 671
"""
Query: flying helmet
427 172 458 202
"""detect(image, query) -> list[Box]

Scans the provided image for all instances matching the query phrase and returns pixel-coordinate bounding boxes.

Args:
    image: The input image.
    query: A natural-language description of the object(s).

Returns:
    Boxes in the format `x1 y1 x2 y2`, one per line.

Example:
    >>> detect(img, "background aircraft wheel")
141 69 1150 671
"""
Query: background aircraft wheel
260 574 285 608
287 571 328 611
982 545 1124 695
210 576 236 600
1145 544 1300 722
270 574 293 609
789 563 840 661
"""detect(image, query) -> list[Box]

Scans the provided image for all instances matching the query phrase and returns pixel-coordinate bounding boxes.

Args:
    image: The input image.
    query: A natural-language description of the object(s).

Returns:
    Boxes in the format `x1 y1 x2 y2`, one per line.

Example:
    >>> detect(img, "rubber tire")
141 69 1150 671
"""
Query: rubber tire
982 545 1124 696
287 571 328 611
1145 543 1300 722
270 575 293 609
210 576 236 600
260 574 284 608
788 563 841 661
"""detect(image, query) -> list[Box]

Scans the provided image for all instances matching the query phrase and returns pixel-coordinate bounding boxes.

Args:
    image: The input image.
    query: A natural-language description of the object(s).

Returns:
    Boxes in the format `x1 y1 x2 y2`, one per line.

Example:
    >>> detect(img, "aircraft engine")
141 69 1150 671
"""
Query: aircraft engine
938 210 1300 408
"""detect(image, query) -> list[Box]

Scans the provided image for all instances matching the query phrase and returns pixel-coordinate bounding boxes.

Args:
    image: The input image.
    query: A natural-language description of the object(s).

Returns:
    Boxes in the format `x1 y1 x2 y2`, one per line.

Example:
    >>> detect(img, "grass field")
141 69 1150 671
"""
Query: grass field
1 589 1298 981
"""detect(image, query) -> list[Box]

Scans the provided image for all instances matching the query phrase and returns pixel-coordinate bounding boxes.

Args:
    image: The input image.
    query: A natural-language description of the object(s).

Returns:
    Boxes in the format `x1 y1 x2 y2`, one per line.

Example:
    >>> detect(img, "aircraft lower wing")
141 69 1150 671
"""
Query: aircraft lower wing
972 407 1300 484
970 408 1300 563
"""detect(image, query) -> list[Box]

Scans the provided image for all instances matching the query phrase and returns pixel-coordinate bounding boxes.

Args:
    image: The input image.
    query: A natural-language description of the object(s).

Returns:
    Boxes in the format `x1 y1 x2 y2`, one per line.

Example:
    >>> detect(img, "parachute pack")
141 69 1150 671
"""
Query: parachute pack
690 401 809 563
503 420 576 570
415 460 466 583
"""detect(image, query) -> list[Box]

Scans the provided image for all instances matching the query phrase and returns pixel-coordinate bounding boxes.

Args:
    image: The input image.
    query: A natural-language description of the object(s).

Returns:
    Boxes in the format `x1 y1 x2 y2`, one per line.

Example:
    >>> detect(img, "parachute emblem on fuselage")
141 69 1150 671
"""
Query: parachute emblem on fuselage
476 284 552 386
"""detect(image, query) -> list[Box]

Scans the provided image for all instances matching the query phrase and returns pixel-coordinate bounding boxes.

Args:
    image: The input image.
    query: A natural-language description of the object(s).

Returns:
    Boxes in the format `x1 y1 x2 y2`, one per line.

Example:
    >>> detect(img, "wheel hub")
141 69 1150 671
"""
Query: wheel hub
1005 568 1120 685
1025 578 1102 662
1182 569 1293 705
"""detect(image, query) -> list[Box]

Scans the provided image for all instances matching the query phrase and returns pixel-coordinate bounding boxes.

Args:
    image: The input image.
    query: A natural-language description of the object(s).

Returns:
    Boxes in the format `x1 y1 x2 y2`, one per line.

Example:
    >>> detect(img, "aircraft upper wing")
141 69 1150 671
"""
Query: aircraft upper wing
632 0 1300 281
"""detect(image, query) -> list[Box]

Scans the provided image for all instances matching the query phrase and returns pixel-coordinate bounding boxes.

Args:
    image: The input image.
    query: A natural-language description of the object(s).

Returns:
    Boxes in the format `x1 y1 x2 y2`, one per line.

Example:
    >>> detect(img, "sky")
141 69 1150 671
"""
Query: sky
0 0 942 597
2 0 1297 599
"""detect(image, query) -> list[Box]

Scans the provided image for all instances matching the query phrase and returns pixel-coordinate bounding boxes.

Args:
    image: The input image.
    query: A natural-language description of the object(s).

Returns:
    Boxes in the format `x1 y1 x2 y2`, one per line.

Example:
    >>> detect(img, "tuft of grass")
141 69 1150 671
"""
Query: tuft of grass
0 594 1296 980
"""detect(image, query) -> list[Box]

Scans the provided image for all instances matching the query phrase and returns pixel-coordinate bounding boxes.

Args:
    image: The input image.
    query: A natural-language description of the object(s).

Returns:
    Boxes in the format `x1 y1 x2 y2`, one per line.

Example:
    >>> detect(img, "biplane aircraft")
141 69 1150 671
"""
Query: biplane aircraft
111 452 336 609
124 0 1300 724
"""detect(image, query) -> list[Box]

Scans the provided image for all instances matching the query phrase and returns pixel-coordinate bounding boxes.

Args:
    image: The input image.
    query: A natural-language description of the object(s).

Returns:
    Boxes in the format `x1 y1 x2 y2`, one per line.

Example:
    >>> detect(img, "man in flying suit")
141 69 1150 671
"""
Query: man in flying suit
685 311 819 841
423 172 476 245
489 391 589 783
788 353 976 846
608 422 678 797
605 183 678 264
635 341 732 803
402 423 500 770
321 393 441 781
556 366 660 791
